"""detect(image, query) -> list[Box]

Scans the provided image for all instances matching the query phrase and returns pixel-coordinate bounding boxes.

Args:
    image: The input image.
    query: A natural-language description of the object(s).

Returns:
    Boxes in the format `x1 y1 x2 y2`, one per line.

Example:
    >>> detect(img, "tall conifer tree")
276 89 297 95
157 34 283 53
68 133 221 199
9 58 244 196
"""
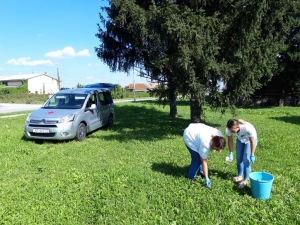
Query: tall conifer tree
95 0 299 120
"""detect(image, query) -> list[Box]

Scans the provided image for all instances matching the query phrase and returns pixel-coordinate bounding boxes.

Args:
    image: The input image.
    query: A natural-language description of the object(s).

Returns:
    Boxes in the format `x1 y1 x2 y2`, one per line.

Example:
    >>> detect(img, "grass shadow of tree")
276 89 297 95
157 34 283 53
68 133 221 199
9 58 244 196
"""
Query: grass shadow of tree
151 161 252 196
151 162 189 178
232 184 252 196
91 101 223 143
209 169 235 180
270 116 300 126
21 135 76 144
142 99 226 127
151 162 235 180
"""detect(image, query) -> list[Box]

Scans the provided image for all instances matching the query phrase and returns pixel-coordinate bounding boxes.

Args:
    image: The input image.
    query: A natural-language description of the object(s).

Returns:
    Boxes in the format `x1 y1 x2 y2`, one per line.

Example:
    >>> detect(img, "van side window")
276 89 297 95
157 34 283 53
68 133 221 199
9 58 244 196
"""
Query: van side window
99 92 106 105
87 94 96 108
104 92 113 104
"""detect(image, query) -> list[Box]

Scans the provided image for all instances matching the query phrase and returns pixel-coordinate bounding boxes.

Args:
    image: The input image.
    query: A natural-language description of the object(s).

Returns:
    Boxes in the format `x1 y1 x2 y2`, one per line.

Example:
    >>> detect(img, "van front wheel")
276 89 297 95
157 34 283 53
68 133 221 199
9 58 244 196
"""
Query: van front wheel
75 123 86 141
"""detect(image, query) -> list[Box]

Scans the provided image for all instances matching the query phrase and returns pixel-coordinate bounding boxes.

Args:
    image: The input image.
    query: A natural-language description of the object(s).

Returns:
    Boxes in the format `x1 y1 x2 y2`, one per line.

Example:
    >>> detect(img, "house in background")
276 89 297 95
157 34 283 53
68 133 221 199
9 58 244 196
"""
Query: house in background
0 73 59 94
125 83 159 92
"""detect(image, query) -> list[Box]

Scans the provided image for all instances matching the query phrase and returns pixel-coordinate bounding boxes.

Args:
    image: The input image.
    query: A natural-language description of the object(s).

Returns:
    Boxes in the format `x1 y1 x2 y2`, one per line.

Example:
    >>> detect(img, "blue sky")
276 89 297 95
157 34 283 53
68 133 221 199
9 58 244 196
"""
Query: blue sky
0 0 146 88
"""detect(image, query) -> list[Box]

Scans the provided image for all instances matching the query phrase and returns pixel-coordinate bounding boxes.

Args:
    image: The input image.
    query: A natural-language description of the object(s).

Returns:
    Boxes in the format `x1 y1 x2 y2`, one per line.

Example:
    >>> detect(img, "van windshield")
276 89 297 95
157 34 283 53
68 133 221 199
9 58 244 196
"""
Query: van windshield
43 94 87 109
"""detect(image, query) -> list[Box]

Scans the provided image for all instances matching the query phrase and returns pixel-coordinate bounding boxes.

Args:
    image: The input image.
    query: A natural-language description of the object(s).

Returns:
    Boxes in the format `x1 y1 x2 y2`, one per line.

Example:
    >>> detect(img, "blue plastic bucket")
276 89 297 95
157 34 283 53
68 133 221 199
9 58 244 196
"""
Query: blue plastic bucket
249 172 274 200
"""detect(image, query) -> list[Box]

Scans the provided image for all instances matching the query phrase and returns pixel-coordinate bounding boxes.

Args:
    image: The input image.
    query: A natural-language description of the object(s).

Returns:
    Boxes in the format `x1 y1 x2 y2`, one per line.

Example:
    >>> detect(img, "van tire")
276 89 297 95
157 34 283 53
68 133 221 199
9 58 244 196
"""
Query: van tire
107 114 114 127
75 123 87 141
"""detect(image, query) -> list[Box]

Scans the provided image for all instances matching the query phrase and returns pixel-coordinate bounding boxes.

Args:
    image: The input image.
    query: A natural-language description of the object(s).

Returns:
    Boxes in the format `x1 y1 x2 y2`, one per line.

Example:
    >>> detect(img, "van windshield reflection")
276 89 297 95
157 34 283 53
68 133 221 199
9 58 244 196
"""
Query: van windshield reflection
43 94 87 109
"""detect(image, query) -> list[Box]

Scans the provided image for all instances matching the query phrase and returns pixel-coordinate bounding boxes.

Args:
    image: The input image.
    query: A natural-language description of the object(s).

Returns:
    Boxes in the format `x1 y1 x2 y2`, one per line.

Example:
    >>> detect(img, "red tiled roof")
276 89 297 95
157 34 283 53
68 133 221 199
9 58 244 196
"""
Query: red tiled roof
126 83 159 89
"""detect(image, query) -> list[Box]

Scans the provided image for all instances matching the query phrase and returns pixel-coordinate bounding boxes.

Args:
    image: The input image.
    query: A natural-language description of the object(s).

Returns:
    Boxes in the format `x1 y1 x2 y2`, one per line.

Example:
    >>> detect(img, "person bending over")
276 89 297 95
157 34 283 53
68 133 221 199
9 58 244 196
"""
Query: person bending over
183 123 226 188
226 119 258 189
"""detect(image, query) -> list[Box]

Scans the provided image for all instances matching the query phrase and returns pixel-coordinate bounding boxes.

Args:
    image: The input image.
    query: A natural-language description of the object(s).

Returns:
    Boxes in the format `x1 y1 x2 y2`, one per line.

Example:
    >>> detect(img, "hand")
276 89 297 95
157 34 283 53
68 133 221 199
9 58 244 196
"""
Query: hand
226 152 233 162
205 177 211 188
250 155 255 164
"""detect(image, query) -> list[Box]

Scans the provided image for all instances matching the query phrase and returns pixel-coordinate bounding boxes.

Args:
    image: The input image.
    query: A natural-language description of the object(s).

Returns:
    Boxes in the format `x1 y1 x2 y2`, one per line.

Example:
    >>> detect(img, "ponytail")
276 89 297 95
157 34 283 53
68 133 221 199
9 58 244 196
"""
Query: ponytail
238 119 248 124
227 119 248 128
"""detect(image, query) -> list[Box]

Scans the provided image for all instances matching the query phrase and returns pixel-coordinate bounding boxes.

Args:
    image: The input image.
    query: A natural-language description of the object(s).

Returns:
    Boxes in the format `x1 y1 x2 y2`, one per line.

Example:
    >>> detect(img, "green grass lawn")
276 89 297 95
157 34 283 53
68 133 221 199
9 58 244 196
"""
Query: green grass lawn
0 101 299 224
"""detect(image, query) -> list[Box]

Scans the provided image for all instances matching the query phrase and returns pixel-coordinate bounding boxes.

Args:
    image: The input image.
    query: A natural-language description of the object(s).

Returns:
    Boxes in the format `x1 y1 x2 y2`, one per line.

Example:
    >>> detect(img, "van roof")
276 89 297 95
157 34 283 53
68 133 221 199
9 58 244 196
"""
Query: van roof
57 88 111 94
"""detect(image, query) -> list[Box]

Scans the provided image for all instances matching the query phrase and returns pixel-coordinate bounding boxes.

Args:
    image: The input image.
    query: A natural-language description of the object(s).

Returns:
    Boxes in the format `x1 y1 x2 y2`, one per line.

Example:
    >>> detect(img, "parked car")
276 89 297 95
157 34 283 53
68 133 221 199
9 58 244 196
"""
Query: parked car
24 84 115 141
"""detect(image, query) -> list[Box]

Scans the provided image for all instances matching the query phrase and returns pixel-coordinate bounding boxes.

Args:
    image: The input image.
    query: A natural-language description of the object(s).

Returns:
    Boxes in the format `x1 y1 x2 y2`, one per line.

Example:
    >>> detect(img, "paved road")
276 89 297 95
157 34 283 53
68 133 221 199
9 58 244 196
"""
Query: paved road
0 98 155 114
0 103 43 114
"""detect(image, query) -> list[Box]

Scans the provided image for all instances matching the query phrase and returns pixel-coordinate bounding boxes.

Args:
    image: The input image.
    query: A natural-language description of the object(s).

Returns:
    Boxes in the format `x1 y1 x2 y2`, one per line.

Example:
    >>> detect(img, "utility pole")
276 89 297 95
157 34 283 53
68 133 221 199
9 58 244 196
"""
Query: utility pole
56 63 61 90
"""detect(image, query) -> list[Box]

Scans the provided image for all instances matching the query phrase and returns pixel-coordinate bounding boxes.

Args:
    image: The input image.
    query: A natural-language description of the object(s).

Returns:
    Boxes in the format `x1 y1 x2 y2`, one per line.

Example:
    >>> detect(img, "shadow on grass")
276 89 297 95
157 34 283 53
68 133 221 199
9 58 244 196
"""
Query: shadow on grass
209 169 235 180
232 184 252 197
90 101 223 143
21 135 76 144
151 162 189 178
151 162 253 196
151 163 234 180
151 99 190 107
270 116 300 126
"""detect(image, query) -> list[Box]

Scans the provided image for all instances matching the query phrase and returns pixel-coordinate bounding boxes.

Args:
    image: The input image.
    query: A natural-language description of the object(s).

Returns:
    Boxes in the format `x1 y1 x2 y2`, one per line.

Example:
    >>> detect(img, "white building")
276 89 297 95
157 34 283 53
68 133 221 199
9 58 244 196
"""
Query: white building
0 73 59 94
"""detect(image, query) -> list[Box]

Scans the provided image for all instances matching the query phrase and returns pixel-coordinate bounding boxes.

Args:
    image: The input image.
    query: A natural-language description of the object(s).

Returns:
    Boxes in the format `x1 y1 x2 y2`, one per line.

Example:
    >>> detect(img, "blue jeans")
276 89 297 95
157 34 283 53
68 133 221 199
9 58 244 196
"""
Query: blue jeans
186 145 204 179
236 138 258 180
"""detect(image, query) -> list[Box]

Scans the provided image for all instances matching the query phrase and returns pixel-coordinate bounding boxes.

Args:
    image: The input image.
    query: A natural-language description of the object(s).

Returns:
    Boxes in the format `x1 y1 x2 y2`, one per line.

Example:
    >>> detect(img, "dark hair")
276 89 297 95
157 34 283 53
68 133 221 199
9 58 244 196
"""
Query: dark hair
226 119 239 129
211 136 226 149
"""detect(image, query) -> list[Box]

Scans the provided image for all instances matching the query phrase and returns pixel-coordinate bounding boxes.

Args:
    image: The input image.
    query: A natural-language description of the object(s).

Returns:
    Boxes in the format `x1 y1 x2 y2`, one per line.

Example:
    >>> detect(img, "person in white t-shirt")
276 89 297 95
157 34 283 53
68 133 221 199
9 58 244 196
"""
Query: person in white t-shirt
183 123 226 188
226 119 258 189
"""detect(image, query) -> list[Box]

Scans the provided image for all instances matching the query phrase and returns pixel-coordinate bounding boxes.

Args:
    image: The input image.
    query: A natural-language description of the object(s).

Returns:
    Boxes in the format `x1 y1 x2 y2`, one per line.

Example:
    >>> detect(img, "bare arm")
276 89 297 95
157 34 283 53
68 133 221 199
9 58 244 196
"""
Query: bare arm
249 137 256 155
200 157 208 178
227 136 234 153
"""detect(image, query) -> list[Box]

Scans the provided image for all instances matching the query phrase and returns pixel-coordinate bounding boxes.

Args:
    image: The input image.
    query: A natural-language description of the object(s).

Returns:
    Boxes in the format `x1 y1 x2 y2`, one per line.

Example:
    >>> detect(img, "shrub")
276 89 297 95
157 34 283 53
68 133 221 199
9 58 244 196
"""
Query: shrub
0 80 28 95
111 84 151 99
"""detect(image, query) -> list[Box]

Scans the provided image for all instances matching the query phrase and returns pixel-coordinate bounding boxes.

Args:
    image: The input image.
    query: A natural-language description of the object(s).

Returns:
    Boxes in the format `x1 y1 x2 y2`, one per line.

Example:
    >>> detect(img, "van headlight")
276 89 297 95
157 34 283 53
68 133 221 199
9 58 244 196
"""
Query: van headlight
59 114 75 123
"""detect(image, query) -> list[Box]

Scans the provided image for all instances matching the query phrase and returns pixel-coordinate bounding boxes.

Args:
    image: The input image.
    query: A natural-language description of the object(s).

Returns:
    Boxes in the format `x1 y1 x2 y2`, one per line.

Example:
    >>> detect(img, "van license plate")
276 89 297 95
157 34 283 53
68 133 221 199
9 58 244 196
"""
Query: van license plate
33 129 50 133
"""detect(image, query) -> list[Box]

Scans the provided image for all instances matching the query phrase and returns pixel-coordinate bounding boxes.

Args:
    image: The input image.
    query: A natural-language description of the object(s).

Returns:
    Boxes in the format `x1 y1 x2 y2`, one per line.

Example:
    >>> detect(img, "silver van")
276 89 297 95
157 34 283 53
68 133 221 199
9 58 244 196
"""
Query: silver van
24 84 115 141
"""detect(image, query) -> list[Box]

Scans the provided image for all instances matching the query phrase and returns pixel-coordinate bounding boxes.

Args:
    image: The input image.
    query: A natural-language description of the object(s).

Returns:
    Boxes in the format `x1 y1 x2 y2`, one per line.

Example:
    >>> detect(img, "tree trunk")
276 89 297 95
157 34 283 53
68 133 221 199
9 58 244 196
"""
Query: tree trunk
190 98 201 123
169 84 178 118
279 89 285 107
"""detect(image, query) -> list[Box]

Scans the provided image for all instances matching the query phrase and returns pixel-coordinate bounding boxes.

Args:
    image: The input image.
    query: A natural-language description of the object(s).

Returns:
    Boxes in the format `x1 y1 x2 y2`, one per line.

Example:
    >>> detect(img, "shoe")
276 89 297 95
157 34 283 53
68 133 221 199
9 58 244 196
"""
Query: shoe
233 176 243 182
238 180 248 189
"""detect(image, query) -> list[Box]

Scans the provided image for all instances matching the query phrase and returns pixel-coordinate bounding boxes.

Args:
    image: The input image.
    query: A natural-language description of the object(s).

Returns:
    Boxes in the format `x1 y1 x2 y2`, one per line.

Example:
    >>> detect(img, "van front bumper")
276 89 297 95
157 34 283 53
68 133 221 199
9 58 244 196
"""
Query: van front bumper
24 121 77 140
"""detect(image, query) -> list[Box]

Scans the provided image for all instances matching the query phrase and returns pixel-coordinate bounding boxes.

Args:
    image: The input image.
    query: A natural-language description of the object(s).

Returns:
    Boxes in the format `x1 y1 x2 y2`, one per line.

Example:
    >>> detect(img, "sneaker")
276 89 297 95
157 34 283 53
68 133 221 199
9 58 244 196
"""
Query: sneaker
232 176 243 182
238 180 248 189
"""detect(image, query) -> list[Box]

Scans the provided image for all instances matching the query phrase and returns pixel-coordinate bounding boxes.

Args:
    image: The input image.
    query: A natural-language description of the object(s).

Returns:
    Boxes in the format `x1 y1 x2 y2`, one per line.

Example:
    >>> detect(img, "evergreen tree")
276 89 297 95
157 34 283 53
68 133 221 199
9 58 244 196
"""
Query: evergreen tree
95 0 298 121
274 1 300 106
76 83 84 88
95 0 223 120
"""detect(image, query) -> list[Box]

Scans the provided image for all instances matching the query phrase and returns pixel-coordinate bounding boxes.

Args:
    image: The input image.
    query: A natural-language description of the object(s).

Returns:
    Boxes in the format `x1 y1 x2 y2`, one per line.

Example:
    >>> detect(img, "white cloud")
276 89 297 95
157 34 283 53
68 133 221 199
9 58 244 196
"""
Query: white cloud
7 57 54 67
86 76 101 82
77 49 90 57
0 67 3 70
45 46 75 59
87 63 102 67
45 46 90 59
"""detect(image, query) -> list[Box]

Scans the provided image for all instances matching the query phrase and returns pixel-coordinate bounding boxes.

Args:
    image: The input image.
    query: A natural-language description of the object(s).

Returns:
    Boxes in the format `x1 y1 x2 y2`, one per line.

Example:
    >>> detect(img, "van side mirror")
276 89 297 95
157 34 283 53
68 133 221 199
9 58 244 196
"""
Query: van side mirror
89 104 96 110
